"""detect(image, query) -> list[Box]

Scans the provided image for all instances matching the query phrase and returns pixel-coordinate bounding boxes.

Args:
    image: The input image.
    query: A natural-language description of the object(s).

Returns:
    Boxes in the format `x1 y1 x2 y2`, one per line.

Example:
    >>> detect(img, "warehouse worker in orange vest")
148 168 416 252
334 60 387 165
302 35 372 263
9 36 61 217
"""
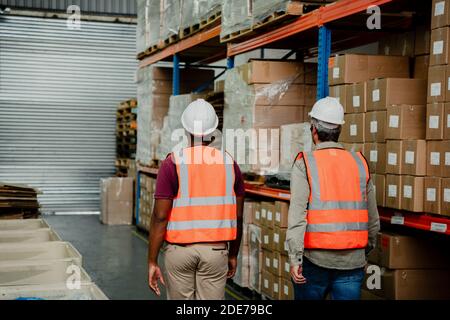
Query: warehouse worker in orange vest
287 97 380 300
147 99 245 300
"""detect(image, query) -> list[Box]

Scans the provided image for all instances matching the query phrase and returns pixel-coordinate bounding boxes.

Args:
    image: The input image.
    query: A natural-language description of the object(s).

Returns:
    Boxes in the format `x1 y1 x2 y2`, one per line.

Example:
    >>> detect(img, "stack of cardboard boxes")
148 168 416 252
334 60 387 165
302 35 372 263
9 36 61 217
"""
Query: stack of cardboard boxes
100 178 134 226
138 174 156 231
365 231 450 300
426 0 450 216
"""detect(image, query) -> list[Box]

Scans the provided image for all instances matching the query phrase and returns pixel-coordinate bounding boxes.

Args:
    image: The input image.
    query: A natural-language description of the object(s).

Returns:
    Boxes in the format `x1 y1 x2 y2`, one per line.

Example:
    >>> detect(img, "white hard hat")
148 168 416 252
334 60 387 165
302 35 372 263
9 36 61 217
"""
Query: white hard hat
309 97 345 126
181 99 219 137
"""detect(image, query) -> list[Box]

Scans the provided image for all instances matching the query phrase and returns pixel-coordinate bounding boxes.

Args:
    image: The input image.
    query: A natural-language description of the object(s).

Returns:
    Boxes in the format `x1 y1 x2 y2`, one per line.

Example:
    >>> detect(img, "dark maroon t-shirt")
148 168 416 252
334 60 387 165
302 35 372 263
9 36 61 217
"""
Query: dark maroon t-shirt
154 156 246 200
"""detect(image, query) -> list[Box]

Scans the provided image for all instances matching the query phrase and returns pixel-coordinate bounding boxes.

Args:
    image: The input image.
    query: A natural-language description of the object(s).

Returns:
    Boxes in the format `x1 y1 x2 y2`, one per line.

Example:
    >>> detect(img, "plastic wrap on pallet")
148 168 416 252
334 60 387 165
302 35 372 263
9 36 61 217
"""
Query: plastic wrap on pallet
136 66 152 166
248 224 262 293
161 0 181 41
220 0 252 39
199 0 222 21
223 67 301 174
233 244 250 289
149 0 162 47
181 0 201 30
136 0 149 55
279 123 313 173
252 0 295 25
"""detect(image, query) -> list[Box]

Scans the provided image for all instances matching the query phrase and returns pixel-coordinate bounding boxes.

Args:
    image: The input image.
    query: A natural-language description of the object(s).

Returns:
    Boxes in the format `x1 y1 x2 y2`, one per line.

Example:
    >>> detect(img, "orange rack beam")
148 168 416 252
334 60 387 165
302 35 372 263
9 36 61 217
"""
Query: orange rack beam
244 183 450 235
227 0 393 57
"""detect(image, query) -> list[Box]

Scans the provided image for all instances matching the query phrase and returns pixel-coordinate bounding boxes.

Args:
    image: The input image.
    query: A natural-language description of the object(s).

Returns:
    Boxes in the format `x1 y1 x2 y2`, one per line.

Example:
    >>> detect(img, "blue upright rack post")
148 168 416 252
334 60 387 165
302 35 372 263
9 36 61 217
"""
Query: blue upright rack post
173 54 180 96
226 57 235 69
317 26 331 100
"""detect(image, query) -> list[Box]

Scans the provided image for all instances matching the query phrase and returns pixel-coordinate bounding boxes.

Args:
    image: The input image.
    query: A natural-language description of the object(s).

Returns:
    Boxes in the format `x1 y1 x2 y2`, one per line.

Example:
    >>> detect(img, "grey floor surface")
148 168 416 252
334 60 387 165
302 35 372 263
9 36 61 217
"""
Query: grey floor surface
45 215 165 300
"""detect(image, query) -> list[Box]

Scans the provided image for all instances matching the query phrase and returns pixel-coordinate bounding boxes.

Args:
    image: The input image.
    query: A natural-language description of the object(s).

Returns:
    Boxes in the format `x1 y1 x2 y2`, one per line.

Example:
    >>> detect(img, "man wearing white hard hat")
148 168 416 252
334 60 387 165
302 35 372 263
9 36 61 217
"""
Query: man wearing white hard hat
147 99 245 300
286 97 380 300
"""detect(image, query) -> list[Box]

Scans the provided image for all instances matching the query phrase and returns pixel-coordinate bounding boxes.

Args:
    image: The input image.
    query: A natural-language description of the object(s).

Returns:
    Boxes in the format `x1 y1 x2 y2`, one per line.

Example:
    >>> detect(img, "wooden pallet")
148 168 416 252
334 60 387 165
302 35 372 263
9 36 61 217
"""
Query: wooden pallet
159 34 179 49
180 23 201 39
220 27 254 43
137 43 160 60
200 11 221 28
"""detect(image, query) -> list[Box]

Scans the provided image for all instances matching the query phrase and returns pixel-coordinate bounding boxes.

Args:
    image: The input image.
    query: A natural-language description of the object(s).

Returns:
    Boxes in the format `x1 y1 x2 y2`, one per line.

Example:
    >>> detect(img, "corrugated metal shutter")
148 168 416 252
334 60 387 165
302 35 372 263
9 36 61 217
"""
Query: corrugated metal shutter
0 15 137 213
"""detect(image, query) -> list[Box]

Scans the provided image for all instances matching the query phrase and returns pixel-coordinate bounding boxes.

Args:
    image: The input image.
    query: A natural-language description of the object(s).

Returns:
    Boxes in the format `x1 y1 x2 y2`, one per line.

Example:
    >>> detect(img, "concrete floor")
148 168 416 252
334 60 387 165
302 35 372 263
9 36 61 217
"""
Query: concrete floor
45 215 165 300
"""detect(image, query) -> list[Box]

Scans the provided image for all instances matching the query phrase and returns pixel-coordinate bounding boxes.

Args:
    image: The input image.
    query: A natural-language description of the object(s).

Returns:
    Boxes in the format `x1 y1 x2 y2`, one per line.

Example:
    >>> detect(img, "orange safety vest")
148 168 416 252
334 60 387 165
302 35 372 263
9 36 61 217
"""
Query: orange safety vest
297 149 370 250
165 146 237 244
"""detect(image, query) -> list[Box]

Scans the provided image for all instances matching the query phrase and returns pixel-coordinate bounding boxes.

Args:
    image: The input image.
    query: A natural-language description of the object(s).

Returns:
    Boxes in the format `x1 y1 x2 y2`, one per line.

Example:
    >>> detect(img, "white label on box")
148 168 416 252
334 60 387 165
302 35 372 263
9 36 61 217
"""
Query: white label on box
284 285 289 296
265 257 270 268
431 152 441 166
251 233 256 243
388 152 398 166
264 235 269 244
391 216 405 225
261 209 267 219
370 150 378 163
370 121 378 133
267 211 273 222
444 188 450 202
405 151 415 165
446 152 450 166
285 262 290 273
264 279 269 289
274 233 280 244
389 115 399 128
274 283 279 293
276 212 281 222
353 96 361 108
372 89 380 102
431 223 447 233
447 114 450 128
435 1 445 16
279 193 290 199
427 188 437 202
434 40 444 55
350 124 357 136
388 185 397 198
404 185 413 199
273 258 279 269
431 82 442 97
429 115 440 129
333 67 340 79
448 77 450 91
284 241 289 252
256 211 260 220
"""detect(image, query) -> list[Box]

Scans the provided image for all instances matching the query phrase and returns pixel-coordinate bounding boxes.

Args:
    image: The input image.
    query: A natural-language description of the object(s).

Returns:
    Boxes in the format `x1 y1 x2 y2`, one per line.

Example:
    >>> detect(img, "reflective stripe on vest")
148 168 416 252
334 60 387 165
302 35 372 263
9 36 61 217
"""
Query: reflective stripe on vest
165 146 237 244
302 149 369 250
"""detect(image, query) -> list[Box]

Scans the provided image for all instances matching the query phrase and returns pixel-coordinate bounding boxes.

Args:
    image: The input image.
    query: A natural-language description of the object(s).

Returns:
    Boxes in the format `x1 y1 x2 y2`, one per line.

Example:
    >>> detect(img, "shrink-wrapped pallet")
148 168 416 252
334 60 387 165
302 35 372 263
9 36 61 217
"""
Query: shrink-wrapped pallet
137 0 162 54
161 0 181 42
148 0 162 47
279 123 313 173
233 244 250 289
220 0 252 40
199 0 222 21
248 224 262 293
252 0 301 25
181 0 201 31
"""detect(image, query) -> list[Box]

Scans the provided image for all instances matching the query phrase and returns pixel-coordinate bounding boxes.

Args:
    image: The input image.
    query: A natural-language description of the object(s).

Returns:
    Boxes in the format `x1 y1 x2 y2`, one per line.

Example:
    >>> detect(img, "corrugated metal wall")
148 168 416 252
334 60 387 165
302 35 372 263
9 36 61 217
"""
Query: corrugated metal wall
0 0 137 16
0 15 137 213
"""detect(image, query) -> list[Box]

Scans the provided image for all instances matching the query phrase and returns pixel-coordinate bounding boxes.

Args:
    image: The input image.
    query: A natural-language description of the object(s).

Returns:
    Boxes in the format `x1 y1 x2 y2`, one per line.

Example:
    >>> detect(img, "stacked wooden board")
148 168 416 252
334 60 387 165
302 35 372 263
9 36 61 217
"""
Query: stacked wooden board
116 99 138 177
0 184 41 220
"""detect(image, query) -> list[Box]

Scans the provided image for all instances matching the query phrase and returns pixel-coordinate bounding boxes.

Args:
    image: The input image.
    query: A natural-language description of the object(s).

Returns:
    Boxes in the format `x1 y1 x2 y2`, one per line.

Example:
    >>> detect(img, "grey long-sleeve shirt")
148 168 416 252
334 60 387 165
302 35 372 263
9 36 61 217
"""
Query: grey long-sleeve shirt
286 142 380 270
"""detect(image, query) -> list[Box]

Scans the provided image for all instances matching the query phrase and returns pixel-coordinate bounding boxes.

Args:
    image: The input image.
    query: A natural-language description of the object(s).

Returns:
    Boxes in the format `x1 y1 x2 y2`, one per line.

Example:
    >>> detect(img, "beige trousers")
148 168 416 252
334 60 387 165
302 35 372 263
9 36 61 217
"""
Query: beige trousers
163 243 229 300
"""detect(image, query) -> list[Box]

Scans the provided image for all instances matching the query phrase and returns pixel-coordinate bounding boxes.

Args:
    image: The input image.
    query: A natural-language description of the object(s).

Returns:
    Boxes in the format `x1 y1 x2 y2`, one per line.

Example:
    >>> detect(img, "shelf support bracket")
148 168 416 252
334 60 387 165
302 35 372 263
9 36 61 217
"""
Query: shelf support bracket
173 54 180 96
317 25 331 100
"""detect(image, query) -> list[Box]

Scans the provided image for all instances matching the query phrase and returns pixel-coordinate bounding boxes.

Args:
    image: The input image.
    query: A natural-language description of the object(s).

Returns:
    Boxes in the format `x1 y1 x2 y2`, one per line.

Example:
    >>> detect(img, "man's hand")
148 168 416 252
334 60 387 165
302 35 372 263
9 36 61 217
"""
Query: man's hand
227 256 238 279
291 265 307 285
148 262 165 296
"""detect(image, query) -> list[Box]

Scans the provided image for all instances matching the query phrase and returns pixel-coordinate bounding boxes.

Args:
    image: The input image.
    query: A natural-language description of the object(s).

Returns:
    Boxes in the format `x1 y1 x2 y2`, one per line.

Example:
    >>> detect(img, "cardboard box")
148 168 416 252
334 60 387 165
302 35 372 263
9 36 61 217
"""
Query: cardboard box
261 227 273 250
342 143 364 152
365 111 387 143
427 103 446 140
328 54 410 86
329 85 349 112
364 143 387 175
262 249 273 272
402 140 427 176
100 178 134 225
401 176 425 212
430 27 450 66
442 178 450 215
413 55 430 80
253 202 263 226
432 0 450 30
424 177 442 214
371 174 386 207
274 201 289 228
273 227 287 254
415 23 431 55
367 79 427 111
261 202 275 229
280 254 291 280
341 113 365 143
427 141 443 176
280 278 294 300
443 140 450 177
386 140 403 175
261 269 273 297
386 105 426 140
371 231 450 269
379 31 415 57
427 65 446 102
446 103 450 139
248 225 262 293
240 60 305 85
345 82 367 113
272 276 282 300
304 62 318 85
271 252 282 277
386 175 402 209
